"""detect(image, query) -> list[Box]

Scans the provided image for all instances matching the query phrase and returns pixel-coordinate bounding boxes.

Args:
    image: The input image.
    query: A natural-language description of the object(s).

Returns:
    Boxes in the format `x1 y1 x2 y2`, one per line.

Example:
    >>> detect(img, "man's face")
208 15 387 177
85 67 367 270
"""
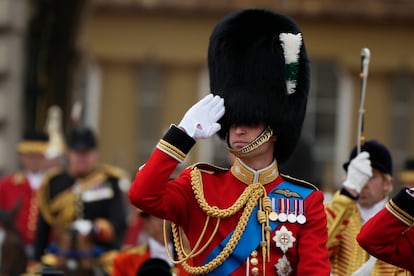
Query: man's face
358 168 393 208
228 123 276 158
68 149 98 178
228 123 266 149
20 152 47 173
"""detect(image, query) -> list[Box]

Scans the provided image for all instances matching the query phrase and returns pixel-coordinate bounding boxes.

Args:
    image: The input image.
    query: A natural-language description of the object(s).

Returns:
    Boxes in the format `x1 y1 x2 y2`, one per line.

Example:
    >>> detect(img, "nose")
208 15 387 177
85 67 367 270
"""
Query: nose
233 126 246 135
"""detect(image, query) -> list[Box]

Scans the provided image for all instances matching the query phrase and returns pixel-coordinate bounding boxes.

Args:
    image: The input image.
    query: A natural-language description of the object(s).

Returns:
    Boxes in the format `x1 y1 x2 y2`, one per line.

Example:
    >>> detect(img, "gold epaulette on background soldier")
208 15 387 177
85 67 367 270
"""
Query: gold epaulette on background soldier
100 164 129 178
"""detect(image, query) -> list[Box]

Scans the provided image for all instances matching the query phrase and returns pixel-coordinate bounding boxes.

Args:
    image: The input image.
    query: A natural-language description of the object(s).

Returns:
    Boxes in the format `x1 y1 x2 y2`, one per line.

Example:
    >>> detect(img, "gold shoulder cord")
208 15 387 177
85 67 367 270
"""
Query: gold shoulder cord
38 170 107 228
164 167 272 275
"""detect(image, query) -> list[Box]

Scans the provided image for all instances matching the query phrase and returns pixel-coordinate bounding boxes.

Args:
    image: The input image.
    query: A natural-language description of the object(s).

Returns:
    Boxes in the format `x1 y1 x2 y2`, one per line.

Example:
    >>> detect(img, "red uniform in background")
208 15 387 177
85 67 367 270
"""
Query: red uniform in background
112 242 191 276
0 173 40 244
0 130 49 258
357 188 414 274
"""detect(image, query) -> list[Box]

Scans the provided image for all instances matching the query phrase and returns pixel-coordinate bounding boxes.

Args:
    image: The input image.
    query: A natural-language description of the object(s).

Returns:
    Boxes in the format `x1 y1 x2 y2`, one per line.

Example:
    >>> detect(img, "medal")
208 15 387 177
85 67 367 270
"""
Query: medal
269 198 278 221
275 255 293 276
269 211 278 221
273 226 295 276
296 200 306 224
273 225 296 253
278 213 287 222
278 198 287 222
297 214 306 224
287 199 296 223
287 213 296 223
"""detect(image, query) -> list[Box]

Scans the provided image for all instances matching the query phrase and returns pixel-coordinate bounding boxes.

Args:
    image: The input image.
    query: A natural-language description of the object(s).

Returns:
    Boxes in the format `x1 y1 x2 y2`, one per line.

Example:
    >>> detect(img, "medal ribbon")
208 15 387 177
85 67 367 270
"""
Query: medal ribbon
202 181 314 275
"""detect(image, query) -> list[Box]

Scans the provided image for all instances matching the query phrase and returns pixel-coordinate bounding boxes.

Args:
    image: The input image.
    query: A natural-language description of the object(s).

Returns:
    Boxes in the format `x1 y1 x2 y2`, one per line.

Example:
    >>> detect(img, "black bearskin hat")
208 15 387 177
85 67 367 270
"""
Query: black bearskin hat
209 8 309 162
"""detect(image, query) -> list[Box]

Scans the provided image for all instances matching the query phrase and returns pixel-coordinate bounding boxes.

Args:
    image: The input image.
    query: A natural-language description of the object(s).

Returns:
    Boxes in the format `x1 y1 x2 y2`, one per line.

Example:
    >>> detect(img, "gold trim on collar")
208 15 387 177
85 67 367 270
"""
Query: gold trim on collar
231 158 278 185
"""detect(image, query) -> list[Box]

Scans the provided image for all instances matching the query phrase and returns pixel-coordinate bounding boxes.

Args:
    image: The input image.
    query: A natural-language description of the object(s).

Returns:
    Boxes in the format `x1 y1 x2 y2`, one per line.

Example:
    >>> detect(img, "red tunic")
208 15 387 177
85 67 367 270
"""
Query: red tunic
357 190 414 274
112 246 151 276
112 243 191 276
128 126 330 276
0 172 39 245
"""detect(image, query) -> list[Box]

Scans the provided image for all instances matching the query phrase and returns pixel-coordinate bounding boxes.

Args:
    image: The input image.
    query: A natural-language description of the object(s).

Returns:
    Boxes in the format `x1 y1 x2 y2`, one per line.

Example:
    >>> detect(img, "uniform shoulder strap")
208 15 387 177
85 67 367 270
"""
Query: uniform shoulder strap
99 164 129 179
280 173 319 191
190 162 229 174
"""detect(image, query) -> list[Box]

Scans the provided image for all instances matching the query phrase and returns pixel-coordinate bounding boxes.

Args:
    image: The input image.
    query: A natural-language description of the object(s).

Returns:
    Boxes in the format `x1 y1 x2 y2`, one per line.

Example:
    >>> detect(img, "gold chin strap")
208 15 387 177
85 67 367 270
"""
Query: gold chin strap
228 127 274 157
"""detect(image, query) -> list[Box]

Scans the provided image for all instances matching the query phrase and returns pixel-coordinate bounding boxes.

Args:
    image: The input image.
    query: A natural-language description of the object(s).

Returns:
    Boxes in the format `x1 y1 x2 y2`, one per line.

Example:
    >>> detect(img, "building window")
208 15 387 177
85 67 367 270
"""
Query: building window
303 60 353 191
137 62 163 165
390 71 414 187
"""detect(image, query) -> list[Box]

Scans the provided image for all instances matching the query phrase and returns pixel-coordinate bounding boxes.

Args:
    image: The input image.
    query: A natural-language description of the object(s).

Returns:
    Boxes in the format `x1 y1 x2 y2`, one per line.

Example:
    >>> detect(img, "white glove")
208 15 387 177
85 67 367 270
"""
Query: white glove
71 219 94 235
343 151 373 194
178 94 225 139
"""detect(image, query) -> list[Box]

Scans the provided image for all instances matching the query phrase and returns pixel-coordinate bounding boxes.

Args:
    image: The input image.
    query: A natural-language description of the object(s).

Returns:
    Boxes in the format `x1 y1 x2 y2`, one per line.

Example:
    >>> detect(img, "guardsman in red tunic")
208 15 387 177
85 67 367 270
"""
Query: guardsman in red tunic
357 187 414 275
0 130 49 259
129 8 330 276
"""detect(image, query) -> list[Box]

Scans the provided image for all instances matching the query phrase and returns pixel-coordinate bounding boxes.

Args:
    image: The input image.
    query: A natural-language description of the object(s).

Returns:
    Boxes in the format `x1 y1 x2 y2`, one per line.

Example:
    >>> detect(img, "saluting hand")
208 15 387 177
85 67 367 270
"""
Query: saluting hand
178 93 225 139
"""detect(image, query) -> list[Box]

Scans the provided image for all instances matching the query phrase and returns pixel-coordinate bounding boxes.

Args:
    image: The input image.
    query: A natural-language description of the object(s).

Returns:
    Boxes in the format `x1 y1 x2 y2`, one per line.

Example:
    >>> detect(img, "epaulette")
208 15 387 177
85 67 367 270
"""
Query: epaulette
280 173 319 191
38 167 76 228
100 164 129 179
190 162 229 174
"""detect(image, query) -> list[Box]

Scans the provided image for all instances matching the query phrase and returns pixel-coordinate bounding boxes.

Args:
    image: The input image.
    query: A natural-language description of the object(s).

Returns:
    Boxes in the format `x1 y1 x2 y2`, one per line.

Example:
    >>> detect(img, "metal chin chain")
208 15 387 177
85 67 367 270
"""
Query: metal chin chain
228 127 274 157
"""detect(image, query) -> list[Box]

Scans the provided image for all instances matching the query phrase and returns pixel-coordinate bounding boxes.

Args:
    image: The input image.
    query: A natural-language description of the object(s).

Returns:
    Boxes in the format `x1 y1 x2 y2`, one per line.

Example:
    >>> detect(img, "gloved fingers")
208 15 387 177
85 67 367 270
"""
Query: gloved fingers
203 94 223 110
207 123 222 136
354 151 370 161
197 93 214 106
351 151 372 173
209 98 225 121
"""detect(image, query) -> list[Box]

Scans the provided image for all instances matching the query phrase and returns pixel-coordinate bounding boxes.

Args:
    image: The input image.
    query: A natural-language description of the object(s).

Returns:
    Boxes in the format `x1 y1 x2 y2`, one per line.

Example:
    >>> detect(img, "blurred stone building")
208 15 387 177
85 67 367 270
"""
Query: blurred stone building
1 0 414 192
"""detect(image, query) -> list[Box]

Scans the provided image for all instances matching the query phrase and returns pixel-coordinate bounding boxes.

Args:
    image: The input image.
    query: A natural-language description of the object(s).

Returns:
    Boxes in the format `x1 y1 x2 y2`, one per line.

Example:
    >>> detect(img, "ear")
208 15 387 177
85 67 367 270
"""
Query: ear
385 177 394 194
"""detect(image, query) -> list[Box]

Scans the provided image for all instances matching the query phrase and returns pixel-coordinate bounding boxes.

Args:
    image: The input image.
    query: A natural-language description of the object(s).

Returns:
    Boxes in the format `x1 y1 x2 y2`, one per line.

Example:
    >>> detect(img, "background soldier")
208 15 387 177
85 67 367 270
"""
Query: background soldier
33 127 128 276
0 130 49 259
325 140 405 275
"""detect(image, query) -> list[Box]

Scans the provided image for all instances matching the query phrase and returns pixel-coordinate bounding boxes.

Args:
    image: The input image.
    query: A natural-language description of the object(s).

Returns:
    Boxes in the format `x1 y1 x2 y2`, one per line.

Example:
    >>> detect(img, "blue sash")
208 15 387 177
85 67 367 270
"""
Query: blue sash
202 181 313 275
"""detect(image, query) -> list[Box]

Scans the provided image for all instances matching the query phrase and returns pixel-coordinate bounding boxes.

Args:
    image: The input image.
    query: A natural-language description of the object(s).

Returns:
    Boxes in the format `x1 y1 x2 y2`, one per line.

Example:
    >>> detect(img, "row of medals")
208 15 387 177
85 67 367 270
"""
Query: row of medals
268 209 306 224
